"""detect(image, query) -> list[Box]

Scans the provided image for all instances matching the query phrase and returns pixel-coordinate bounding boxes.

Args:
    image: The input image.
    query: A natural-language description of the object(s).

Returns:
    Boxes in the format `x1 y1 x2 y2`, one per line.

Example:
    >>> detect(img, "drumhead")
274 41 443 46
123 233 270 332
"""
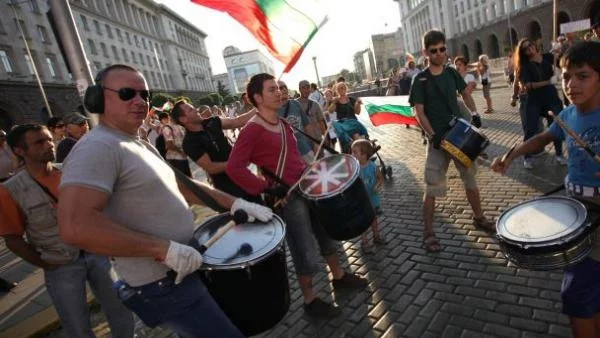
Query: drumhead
298 154 359 199
193 213 286 269
497 196 587 245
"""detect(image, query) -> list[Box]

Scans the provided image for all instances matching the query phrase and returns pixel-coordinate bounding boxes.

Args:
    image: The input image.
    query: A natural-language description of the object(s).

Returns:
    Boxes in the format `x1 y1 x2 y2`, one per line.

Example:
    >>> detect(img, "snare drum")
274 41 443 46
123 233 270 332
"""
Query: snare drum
298 154 374 240
193 213 289 336
440 118 489 168
496 196 595 270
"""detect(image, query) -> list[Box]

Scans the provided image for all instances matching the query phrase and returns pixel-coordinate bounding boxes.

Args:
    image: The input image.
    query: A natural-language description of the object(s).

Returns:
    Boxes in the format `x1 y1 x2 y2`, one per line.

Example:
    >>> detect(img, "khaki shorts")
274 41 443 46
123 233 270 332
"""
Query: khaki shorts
424 144 478 197
482 84 491 98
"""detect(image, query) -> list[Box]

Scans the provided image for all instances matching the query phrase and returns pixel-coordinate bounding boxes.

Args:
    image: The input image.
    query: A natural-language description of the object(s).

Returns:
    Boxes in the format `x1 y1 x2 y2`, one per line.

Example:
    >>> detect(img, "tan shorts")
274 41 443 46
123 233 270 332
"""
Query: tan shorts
424 144 478 197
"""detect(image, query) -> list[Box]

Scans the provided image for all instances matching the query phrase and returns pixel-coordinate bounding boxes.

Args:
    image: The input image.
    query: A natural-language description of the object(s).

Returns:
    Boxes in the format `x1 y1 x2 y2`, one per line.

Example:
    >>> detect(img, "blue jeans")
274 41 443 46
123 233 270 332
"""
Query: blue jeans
117 274 245 338
43 253 134 338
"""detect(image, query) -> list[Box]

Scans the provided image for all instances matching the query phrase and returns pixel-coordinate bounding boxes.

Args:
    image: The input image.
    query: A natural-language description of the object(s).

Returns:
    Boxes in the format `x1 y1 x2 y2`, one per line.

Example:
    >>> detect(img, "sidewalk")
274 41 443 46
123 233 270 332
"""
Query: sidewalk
1 83 573 338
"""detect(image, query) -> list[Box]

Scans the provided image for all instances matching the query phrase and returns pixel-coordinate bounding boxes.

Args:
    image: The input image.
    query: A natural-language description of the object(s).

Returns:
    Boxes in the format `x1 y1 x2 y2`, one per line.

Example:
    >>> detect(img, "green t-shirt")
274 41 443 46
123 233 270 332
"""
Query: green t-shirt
409 67 467 145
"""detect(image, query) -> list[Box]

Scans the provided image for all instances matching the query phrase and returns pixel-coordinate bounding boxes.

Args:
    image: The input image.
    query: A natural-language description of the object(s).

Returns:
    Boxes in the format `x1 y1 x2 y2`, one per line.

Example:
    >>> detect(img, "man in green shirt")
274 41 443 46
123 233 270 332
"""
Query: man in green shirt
408 30 494 252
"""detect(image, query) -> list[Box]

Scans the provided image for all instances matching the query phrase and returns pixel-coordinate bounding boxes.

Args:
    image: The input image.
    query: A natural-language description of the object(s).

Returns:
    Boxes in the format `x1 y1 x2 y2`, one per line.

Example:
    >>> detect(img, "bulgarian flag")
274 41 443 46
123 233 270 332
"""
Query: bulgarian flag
191 0 327 73
361 96 417 127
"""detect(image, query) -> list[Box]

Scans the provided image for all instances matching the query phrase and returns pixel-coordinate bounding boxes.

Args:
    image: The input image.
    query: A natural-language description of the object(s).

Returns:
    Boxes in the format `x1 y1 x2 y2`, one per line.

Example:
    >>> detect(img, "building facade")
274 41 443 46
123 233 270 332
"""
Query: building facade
0 0 216 131
223 46 274 94
353 49 376 82
370 28 406 76
396 0 600 61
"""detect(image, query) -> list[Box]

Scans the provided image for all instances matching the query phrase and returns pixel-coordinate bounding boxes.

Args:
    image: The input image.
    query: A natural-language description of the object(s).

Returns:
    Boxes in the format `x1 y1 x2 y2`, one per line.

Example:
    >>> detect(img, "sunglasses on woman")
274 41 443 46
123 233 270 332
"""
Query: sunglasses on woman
104 87 151 101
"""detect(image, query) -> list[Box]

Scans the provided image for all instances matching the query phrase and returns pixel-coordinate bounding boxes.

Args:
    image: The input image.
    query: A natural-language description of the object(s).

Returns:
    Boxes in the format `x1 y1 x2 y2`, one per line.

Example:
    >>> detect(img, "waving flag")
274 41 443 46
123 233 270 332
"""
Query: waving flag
361 96 417 126
191 0 327 73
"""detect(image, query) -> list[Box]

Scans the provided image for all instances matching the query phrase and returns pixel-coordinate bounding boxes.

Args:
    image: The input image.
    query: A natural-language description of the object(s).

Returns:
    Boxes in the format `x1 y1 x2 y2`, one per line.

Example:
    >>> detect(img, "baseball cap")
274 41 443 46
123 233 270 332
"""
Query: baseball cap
63 112 90 125
298 80 310 88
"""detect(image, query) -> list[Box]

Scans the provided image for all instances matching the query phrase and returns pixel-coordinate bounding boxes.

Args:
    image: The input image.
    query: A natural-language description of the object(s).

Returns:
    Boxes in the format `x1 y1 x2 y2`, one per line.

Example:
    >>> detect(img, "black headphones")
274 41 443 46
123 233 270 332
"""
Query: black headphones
84 64 138 114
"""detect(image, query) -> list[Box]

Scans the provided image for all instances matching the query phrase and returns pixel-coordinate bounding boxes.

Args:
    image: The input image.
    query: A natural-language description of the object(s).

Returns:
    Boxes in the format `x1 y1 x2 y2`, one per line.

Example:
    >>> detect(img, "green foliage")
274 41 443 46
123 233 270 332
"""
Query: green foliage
207 93 223 106
151 93 173 108
223 94 237 105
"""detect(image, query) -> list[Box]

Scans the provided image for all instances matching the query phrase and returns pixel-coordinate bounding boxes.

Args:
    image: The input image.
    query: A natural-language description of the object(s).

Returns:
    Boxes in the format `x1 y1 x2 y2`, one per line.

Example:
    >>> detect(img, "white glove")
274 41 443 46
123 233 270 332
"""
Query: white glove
231 198 273 223
163 241 203 284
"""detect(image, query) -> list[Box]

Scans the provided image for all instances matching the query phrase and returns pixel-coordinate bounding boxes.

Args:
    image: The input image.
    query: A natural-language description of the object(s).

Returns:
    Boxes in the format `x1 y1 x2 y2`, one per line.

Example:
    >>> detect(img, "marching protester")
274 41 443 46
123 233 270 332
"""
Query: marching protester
277 80 319 163
323 88 338 148
227 73 368 319
492 41 600 338
0 130 18 181
454 56 483 128
58 64 273 337
297 80 327 137
159 110 191 177
477 54 494 113
408 30 494 252
170 100 259 202
308 82 326 109
55 112 89 163
46 117 66 148
386 66 400 96
513 37 566 169
0 124 134 338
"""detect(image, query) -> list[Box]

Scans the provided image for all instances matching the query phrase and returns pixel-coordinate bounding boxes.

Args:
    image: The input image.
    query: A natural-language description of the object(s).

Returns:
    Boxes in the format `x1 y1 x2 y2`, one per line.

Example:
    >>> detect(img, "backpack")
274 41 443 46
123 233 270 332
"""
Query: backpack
155 125 172 159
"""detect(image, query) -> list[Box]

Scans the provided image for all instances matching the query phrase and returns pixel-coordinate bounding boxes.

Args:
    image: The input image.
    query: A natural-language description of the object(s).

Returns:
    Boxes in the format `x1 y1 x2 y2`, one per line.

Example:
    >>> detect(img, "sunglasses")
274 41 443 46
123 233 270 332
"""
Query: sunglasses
104 87 150 101
55 124 65 128
428 46 447 54
278 85 288 90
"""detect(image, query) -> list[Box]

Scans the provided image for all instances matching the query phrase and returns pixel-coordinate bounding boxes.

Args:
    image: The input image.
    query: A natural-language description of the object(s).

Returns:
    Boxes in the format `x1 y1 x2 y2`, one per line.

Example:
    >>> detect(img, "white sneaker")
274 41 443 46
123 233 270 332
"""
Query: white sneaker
555 156 567 166
523 158 534 169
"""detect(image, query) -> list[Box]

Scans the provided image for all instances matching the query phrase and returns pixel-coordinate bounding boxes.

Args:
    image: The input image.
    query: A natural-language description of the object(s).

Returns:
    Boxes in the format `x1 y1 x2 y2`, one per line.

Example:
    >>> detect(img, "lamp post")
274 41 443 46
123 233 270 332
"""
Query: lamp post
553 0 558 39
312 56 321 88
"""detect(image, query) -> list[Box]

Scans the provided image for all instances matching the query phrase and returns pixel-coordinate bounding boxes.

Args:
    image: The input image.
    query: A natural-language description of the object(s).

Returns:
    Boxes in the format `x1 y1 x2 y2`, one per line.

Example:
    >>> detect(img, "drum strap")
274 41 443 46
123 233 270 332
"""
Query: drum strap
275 122 288 179
424 67 459 120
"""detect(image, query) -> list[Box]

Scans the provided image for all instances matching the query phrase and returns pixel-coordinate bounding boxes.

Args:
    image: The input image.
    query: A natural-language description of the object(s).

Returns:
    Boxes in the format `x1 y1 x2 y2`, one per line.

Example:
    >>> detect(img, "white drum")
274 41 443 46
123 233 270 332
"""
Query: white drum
496 196 595 270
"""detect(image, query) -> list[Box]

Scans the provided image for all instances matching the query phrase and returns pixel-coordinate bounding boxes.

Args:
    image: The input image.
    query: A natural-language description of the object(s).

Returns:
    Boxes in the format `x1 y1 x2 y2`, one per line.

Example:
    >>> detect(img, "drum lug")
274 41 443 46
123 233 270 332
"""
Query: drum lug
246 267 252 280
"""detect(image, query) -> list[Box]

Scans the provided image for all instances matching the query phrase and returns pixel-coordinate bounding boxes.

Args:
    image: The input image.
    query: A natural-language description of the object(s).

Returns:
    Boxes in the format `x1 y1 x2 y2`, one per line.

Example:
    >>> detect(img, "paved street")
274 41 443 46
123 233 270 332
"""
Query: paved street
4 81 575 338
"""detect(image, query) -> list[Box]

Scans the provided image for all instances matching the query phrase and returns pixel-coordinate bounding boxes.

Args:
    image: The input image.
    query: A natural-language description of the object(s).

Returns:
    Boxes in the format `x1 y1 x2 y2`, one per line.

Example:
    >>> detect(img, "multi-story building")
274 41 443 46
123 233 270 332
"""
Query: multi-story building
0 0 215 130
72 0 214 93
353 48 376 82
370 28 406 76
396 0 600 62
223 46 274 94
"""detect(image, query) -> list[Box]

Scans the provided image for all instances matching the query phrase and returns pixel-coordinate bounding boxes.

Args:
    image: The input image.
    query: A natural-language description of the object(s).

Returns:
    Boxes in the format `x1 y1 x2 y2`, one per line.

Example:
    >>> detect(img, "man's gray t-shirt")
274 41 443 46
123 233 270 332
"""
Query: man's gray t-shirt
60 124 195 286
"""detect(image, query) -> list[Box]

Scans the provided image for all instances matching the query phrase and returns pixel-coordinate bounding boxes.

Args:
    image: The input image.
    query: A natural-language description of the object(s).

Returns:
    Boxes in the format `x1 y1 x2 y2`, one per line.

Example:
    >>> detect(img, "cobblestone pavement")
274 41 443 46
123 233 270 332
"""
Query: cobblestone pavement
47 83 574 338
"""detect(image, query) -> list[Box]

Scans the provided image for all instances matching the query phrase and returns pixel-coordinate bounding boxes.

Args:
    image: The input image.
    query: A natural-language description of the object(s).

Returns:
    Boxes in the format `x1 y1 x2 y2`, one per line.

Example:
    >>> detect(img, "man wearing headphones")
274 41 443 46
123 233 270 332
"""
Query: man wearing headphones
57 64 273 337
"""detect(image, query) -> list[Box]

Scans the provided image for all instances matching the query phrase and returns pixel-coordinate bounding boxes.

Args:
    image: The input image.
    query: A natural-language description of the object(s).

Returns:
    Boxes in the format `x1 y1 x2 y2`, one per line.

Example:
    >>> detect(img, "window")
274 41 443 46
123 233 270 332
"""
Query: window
81 15 89 31
125 32 131 45
100 43 108 57
94 20 101 35
0 50 13 73
94 61 102 72
88 39 97 55
134 35 139 47
28 0 40 13
46 55 57 78
105 24 113 38
24 54 35 74
131 51 136 63
146 55 152 66
141 38 146 50
112 46 119 60
139 53 144 65
116 28 122 41
37 26 48 42
122 48 128 62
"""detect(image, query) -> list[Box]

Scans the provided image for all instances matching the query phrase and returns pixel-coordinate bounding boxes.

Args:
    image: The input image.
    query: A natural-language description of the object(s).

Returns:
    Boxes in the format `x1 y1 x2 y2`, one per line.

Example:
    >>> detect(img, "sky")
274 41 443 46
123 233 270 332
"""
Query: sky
154 0 402 89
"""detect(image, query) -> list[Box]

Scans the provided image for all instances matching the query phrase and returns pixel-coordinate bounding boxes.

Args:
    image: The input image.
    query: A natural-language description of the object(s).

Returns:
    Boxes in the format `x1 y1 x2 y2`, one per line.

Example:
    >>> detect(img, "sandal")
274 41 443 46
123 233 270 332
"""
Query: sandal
474 216 496 232
361 242 374 254
423 233 441 252
373 235 387 245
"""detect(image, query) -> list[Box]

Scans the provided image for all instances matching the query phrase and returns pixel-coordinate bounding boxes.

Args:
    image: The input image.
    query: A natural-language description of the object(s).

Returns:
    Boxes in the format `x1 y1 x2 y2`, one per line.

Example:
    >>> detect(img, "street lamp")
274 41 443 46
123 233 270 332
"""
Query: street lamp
312 56 321 88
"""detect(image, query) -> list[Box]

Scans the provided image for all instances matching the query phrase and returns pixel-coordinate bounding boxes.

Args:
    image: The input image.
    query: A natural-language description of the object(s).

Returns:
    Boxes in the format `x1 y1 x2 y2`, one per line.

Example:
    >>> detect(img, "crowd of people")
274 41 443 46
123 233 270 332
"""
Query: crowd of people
0 26 598 338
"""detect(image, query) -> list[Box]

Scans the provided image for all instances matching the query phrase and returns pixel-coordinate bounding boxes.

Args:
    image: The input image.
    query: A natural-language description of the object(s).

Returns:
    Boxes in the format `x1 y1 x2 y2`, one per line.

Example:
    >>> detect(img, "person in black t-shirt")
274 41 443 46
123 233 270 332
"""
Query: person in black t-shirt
56 113 89 163
171 101 260 202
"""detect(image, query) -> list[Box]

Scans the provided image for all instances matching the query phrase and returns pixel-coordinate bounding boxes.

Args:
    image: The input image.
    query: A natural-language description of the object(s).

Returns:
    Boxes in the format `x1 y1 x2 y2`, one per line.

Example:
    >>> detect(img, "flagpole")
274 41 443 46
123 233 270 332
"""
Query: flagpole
9 2 53 117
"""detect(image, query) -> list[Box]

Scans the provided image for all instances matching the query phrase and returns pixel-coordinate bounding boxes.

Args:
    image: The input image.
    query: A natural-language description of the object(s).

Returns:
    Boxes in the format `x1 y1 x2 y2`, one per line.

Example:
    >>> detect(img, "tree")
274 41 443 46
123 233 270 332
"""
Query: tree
223 94 237 105
216 81 230 98
207 93 223 106
151 93 173 108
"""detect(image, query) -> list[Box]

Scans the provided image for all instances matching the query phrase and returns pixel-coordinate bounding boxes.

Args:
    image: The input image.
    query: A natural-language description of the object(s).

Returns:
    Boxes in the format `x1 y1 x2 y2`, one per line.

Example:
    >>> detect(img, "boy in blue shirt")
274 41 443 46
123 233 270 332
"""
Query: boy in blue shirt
492 41 600 338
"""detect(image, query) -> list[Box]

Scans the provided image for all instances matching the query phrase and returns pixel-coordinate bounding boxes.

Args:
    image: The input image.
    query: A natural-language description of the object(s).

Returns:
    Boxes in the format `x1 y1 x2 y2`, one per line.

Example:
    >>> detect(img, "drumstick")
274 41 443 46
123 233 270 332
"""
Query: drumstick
548 111 600 163
167 210 249 281
196 210 249 254
273 168 312 208
501 142 518 164
313 125 333 162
